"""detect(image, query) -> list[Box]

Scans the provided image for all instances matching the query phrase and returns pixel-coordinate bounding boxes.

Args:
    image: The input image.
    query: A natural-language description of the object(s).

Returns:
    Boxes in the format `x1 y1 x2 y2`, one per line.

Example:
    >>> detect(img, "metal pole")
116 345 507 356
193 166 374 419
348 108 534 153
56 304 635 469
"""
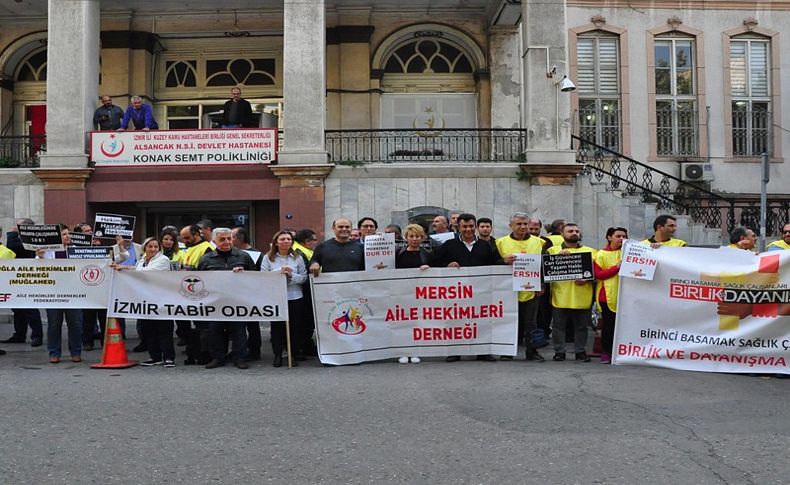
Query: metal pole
759 152 769 252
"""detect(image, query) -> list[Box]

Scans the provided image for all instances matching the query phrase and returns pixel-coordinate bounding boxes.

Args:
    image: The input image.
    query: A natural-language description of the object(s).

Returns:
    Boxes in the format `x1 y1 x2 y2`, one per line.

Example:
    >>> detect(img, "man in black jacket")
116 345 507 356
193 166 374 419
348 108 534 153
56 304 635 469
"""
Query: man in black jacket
197 227 256 369
93 95 124 130
222 87 253 128
3 218 44 346
434 213 502 362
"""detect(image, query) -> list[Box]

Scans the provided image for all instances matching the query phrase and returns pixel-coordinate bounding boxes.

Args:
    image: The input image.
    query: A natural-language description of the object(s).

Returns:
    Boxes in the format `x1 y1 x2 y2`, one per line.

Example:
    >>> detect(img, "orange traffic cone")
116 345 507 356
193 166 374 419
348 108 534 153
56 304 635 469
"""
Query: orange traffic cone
91 318 138 369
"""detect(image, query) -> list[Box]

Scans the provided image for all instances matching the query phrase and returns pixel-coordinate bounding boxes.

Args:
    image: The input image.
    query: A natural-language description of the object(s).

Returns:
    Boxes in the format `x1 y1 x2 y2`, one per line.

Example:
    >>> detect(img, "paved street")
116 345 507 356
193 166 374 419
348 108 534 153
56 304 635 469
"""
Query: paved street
1 320 788 484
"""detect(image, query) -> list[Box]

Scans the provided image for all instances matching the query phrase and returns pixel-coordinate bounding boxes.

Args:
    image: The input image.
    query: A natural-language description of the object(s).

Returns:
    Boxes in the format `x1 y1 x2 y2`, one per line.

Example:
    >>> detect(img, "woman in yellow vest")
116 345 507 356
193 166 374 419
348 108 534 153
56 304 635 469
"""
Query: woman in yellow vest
160 227 186 269
594 227 628 364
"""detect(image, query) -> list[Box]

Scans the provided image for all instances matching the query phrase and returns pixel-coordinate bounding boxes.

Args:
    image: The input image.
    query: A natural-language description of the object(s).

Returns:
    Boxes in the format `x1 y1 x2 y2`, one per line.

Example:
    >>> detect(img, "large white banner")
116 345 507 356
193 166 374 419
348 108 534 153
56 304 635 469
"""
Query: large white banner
0 260 111 308
311 267 518 365
614 247 790 374
90 128 277 166
109 270 288 321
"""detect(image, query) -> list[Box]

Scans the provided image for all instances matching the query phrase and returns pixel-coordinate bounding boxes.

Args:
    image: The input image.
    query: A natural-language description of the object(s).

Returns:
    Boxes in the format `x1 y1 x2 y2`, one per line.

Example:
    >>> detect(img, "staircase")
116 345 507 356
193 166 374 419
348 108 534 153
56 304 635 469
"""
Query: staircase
572 135 735 248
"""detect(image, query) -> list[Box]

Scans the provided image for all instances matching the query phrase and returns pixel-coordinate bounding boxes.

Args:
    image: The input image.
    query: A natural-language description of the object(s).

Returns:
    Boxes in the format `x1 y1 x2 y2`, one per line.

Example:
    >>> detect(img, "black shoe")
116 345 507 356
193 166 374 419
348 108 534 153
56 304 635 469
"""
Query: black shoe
247 353 261 361
0 349 6 355
476 354 497 362
234 360 249 369
141 359 163 366
132 344 147 353
204 359 225 369
576 351 591 362
30 339 43 347
552 352 566 361
176 338 188 347
273 354 283 367
500 355 514 361
83 343 94 352
1 336 25 344
445 355 460 362
525 349 545 362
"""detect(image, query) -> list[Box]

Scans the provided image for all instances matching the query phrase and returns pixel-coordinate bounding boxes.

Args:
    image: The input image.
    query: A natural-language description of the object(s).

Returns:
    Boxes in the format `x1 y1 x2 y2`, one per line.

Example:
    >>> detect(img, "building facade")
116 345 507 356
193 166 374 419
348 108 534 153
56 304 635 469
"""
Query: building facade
0 0 787 248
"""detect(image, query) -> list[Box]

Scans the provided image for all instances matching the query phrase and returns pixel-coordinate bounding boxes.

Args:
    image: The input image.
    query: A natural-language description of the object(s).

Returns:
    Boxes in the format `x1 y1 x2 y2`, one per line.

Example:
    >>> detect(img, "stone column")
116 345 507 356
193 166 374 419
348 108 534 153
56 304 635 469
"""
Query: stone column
489 26 521 129
40 0 100 169
521 0 574 164
280 0 330 165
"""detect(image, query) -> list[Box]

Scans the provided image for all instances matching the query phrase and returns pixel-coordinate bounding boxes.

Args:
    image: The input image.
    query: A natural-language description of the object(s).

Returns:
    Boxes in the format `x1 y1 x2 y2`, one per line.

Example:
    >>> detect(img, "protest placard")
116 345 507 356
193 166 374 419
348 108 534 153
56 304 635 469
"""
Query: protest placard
512 253 542 291
69 232 94 247
619 240 658 280
18 224 64 251
364 233 396 271
542 252 594 282
0 259 111 308
67 247 112 260
94 213 136 239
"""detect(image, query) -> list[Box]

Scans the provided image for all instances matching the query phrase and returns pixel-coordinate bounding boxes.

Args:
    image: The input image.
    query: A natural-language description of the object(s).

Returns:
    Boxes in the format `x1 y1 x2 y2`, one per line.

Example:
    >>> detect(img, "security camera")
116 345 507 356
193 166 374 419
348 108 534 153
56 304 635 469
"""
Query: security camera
559 75 576 92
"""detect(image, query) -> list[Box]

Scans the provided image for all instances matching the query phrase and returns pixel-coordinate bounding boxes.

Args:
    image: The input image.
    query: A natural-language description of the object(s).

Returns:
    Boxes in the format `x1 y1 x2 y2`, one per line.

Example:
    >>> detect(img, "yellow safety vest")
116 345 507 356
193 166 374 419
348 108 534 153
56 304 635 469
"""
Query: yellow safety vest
293 241 314 261
767 240 789 250
547 245 596 309
547 234 564 247
495 234 545 302
594 248 622 312
643 237 687 247
184 240 212 268
0 244 15 259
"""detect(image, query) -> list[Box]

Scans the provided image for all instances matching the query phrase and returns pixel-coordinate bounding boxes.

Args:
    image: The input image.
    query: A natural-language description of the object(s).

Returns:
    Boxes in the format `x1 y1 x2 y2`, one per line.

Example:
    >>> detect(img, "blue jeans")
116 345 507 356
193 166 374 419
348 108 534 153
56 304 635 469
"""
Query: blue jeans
46 309 83 357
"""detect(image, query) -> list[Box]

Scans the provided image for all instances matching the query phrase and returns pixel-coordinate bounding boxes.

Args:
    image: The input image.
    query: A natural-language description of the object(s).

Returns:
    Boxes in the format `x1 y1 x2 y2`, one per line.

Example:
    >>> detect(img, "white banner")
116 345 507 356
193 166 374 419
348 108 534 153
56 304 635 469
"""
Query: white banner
614 247 790 374
90 128 277 166
311 266 518 365
0 260 111 308
109 270 288 321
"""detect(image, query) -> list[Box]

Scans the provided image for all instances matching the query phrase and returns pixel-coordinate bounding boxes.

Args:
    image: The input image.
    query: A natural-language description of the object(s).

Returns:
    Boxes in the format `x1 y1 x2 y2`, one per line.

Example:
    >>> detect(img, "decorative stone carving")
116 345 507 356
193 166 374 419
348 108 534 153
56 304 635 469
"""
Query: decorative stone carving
591 14 606 29
743 17 759 31
667 16 683 31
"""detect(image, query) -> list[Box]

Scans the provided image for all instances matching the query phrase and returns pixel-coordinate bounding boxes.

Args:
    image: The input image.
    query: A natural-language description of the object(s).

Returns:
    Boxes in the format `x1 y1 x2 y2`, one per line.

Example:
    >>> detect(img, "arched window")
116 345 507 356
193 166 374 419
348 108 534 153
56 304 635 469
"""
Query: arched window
383 38 474 75
15 49 47 82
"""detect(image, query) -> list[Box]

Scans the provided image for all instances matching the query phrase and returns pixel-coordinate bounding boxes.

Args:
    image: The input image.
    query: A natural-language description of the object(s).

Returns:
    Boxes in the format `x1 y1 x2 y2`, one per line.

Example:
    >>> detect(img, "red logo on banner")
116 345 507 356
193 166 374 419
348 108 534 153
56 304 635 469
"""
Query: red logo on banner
100 134 125 158
331 306 367 335
80 265 105 286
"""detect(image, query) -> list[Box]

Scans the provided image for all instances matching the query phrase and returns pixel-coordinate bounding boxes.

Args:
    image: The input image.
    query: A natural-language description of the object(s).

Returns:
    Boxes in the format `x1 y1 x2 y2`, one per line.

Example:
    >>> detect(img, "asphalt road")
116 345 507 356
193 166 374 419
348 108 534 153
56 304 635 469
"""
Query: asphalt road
1 322 788 484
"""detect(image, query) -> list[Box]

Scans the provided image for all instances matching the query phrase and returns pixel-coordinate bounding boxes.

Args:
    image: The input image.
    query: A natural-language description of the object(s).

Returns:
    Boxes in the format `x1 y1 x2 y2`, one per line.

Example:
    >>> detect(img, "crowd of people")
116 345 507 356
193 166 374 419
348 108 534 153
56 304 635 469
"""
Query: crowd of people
1 214 788 369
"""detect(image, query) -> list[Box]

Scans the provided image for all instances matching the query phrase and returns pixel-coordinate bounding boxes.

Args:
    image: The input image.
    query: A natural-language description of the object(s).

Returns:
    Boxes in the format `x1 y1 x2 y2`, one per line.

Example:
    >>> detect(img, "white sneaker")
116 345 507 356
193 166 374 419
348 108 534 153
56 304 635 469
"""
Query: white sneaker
410 357 421 364
398 356 409 364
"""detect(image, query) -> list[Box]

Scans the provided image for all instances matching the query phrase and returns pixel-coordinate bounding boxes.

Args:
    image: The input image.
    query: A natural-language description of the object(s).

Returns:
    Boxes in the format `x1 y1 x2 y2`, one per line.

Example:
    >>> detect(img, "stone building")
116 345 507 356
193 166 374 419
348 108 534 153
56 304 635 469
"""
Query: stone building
0 0 787 248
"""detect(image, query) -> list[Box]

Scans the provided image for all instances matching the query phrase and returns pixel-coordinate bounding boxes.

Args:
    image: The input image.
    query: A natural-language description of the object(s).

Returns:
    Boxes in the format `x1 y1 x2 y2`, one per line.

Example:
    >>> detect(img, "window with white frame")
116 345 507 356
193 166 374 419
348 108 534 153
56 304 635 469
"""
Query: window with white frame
576 34 620 151
654 37 697 156
163 102 283 130
730 36 771 157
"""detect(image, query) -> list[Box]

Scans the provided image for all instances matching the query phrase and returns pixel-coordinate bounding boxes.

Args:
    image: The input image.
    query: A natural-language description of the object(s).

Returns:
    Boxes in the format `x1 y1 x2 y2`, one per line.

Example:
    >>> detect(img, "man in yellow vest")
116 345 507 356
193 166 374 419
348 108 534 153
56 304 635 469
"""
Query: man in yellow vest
726 226 757 250
547 223 596 362
767 223 790 251
644 215 687 248
180 224 213 269
496 212 546 362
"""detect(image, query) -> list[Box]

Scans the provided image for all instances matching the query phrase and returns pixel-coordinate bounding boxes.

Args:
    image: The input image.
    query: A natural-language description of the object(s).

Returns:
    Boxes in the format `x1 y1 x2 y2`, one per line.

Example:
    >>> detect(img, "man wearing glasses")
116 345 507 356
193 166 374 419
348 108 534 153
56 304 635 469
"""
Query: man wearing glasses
767 223 790 251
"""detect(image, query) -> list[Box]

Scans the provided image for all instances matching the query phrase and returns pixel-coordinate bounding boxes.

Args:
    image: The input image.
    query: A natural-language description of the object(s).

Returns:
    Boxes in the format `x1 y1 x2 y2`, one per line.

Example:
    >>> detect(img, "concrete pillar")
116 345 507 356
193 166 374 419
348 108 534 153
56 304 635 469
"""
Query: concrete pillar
40 0 100 168
280 0 330 165
489 26 521 129
521 0 574 163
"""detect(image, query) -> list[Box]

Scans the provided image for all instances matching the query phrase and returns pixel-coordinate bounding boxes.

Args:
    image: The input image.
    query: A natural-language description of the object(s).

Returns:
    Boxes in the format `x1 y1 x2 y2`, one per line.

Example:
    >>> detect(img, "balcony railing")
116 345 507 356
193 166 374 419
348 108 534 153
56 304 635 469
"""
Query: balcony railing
0 135 44 168
732 109 772 157
325 129 527 164
656 108 698 156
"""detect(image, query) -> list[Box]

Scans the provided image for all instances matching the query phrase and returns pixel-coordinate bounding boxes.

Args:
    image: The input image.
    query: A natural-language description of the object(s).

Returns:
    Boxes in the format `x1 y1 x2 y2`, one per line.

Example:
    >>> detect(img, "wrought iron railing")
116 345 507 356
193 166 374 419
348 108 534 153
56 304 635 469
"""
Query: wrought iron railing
0 134 44 168
573 134 736 234
578 106 621 153
732 200 789 238
656 108 698 156
732 109 772 157
325 129 527 164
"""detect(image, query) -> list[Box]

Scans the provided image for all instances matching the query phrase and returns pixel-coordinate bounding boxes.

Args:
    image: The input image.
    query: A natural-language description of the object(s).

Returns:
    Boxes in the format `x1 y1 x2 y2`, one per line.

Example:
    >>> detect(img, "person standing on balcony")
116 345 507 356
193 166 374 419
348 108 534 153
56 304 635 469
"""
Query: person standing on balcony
3 218 44 347
118 96 159 131
93 95 124 131
767 223 790 251
644 215 687 248
222 87 253 128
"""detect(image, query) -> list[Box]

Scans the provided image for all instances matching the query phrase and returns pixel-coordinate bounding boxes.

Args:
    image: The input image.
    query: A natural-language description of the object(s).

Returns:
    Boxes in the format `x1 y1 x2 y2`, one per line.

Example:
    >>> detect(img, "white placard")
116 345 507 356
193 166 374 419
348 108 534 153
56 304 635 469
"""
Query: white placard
619 240 658 280
429 232 456 245
364 233 396 271
512 253 542 291
0 259 111 308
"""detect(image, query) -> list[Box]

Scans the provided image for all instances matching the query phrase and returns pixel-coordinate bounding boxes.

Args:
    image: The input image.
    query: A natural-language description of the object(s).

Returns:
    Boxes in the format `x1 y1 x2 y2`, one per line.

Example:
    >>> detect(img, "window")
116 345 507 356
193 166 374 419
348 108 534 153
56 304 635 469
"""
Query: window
383 39 473 74
164 101 282 129
655 37 697 156
15 49 47 82
730 37 771 156
577 35 620 150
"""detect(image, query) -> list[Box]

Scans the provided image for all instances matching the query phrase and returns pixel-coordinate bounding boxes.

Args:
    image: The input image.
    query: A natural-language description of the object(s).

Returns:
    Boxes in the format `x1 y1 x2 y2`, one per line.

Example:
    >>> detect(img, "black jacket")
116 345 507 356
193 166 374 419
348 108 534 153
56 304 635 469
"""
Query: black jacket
433 237 502 267
197 248 256 271
222 99 254 127
6 231 35 258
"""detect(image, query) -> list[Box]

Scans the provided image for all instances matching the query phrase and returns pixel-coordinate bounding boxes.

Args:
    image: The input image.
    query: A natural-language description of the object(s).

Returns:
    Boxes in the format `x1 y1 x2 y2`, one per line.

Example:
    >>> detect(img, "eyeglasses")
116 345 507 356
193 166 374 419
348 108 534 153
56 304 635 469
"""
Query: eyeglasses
783 230 790 234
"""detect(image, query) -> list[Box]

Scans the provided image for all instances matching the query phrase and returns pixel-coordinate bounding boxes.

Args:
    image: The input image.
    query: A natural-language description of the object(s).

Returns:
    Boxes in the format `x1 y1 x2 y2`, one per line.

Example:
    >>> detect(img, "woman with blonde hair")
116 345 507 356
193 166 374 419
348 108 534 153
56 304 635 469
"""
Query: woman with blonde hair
394 224 432 363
